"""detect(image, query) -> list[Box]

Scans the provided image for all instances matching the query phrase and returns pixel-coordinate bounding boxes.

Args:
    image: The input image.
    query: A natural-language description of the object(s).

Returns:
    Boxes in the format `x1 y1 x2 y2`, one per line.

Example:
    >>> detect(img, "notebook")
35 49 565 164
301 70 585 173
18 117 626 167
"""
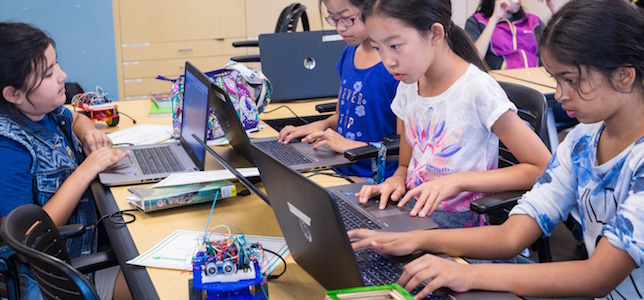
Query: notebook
99 61 209 186
258 30 346 102
208 82 352 172
250 144 517 299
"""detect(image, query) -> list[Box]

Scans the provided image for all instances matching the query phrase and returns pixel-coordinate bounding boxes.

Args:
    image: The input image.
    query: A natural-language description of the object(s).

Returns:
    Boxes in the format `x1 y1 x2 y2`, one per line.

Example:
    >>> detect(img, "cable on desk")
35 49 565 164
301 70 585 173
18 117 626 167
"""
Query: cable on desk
306 171 355 183
262 105 310 125
263 248 287 280
118 111 137 124
91 209 138 253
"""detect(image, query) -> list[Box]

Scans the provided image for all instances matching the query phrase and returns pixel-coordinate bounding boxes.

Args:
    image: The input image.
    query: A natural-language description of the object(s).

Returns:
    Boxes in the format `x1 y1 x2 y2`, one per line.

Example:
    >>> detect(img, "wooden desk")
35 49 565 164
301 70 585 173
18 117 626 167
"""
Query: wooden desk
91 99 338 299
490 67 556 92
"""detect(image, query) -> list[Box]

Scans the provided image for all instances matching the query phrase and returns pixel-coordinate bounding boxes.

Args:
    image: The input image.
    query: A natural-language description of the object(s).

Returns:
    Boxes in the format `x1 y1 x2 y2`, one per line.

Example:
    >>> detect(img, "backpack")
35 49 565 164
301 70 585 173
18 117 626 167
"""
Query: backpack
158 61 272 139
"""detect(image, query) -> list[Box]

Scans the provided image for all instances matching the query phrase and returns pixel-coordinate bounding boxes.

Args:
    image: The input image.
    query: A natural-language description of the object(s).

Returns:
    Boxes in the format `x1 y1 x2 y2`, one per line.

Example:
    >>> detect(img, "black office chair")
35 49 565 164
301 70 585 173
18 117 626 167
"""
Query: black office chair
0 204 118 300
470 81 554 262
231 3 310 63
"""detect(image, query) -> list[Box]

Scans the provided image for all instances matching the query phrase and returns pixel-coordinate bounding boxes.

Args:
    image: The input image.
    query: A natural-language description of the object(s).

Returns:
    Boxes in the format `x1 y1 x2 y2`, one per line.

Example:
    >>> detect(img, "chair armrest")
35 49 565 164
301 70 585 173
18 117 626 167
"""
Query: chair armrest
232 40 259 48
343 135 400 161
469 190 525 214
230 55 261 63
58 224 86 240
71 249 118 274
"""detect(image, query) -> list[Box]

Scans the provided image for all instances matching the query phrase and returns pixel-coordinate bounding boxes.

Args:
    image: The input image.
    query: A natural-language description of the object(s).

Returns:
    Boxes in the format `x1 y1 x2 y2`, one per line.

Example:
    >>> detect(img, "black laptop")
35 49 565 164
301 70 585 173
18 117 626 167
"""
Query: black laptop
209 82 351 172
250 143 517 299
258 30 347 101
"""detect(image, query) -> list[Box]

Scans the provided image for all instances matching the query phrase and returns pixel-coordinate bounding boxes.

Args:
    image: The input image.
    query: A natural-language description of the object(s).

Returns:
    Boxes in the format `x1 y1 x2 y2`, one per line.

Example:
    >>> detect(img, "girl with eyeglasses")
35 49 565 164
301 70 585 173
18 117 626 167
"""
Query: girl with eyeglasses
278 0 399 183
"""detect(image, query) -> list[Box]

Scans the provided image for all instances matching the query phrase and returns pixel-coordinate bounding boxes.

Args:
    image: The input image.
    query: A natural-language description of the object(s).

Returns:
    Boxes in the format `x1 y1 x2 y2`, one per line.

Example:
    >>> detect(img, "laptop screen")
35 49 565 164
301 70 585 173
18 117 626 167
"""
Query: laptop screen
180 63 209 169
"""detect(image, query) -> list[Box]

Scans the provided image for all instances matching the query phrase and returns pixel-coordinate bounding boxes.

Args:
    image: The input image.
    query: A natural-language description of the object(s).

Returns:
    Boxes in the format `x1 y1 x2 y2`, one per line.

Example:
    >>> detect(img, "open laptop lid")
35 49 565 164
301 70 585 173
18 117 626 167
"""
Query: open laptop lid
259 30 346 102
209 82 256 165
249 143 363 289
179 61 210 171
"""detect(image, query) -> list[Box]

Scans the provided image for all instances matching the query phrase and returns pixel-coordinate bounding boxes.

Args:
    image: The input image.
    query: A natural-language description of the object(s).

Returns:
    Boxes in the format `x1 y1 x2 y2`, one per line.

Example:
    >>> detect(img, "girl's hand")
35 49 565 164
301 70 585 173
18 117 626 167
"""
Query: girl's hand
78 147 130 176
278 122 328 144
492 0 512 21
82 129 113 154
348 229 419 256
398 175 463 217
356 176 407 210
301 129 364 153
398 254 473 299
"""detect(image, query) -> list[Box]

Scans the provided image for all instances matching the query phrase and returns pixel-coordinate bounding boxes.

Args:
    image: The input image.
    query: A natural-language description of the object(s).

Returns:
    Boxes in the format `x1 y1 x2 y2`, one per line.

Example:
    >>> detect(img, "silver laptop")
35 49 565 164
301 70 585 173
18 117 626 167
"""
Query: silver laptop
259 30 346 102
250 144 517 299
209 82 352 172
99 61 209 186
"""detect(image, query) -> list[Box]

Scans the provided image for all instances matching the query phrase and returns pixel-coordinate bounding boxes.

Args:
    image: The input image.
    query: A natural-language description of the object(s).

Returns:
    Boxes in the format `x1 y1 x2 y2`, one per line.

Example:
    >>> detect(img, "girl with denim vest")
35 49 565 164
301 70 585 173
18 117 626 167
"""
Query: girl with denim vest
0 22 131 299
350 0 644 298
465 0 548 70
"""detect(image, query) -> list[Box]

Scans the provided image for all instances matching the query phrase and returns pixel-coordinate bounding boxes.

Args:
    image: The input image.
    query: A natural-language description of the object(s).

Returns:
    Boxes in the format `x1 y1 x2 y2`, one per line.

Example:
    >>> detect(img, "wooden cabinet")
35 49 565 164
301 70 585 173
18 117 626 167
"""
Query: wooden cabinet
112 0 247 100
112 0 332 101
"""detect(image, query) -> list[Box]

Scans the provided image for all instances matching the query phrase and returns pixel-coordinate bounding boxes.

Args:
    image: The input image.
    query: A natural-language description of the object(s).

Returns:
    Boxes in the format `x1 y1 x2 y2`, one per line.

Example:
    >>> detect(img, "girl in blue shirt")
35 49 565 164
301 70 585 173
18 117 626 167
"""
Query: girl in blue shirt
0 22 131 300
278 0 399 182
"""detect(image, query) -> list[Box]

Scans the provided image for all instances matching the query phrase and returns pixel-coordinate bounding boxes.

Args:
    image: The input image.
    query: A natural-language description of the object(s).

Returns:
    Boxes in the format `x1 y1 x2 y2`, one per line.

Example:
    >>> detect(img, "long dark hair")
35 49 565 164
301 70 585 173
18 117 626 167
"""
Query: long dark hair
360 0 489 72
540 0 644 94
0 22 55 114
476 0 526 20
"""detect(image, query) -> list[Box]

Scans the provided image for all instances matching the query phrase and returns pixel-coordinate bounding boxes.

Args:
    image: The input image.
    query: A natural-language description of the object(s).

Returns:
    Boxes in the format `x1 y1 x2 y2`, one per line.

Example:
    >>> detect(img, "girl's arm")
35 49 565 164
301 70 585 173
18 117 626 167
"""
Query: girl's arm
396 111 550 217
351 215 636 298
71 110 112 153
464 237 635 298
442 110 550 195
472 0 510 59
41 147 129 226
463 110 551 192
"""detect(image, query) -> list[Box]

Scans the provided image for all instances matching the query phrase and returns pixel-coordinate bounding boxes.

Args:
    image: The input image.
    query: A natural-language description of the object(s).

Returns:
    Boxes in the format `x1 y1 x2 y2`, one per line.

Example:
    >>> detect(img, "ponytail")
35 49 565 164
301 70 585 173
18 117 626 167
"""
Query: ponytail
362 0 489 72
446 21 489 72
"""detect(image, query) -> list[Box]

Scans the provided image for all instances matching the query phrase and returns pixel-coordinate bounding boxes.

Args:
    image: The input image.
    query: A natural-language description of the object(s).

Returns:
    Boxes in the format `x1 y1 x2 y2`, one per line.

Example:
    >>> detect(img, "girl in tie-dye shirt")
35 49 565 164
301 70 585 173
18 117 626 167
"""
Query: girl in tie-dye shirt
355 0 550 228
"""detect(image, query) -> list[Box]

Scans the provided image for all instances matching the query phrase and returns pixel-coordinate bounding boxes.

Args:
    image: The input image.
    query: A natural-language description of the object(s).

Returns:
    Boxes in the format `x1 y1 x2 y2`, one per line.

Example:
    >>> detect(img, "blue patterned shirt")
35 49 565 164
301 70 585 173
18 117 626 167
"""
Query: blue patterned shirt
511 122 644 298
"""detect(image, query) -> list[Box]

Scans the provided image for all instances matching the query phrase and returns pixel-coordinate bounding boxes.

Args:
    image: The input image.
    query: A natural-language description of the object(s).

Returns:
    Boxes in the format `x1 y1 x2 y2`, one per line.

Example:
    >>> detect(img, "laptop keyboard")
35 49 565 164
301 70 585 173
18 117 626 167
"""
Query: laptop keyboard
132 146 185 175
355 249 448 299
254 140 312 166
334 195 383 231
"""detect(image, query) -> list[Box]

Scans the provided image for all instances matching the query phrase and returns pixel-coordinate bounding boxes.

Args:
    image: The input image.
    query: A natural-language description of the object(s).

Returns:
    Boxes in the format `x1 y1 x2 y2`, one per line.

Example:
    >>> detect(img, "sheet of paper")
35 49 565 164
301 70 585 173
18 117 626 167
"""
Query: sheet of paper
107 124 174 146
127 230 289 276
152 168 259 188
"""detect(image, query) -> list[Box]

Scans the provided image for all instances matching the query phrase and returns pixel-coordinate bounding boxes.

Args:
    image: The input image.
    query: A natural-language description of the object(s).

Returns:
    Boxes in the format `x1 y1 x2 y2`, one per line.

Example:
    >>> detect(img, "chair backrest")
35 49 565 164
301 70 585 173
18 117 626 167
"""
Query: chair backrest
0 204 99 300
497 81 549 168
275 3 310 33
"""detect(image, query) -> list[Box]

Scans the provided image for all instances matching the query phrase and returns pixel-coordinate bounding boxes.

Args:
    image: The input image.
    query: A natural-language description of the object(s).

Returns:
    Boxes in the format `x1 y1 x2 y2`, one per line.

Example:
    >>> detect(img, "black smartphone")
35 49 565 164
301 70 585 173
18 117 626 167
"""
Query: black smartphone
315 102 337 113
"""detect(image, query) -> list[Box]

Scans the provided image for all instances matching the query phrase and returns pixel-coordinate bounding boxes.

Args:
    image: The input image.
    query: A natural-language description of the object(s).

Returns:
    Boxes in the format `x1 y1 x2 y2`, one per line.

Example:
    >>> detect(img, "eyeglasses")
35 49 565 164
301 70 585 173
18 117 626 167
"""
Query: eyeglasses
325 12 361 27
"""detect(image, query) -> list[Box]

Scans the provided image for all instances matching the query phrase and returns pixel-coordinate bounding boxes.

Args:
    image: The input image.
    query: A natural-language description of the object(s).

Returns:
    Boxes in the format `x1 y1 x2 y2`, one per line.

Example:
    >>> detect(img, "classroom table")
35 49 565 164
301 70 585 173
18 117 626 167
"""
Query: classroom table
90 98 341 299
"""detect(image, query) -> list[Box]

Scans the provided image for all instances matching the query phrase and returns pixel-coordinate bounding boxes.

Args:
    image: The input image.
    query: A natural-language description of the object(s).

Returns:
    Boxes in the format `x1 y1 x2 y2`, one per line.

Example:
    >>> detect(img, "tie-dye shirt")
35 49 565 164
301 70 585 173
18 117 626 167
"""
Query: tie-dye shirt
510 122 644 299
391 64 516 212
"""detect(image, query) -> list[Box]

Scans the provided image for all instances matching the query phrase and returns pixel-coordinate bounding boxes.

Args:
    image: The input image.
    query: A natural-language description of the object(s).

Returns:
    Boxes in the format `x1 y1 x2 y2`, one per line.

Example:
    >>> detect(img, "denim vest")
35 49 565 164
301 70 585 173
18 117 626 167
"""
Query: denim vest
0 106 97 258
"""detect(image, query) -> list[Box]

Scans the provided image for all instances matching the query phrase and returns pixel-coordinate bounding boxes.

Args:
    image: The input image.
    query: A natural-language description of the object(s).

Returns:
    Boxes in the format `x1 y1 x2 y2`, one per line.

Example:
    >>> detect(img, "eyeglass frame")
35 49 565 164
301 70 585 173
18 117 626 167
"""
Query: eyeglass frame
325 12 362 27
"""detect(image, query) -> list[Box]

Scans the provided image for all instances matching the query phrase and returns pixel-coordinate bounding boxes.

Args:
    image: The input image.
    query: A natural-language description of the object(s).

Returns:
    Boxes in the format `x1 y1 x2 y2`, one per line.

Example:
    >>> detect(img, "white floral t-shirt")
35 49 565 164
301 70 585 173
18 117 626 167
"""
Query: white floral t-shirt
391 64 516 212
